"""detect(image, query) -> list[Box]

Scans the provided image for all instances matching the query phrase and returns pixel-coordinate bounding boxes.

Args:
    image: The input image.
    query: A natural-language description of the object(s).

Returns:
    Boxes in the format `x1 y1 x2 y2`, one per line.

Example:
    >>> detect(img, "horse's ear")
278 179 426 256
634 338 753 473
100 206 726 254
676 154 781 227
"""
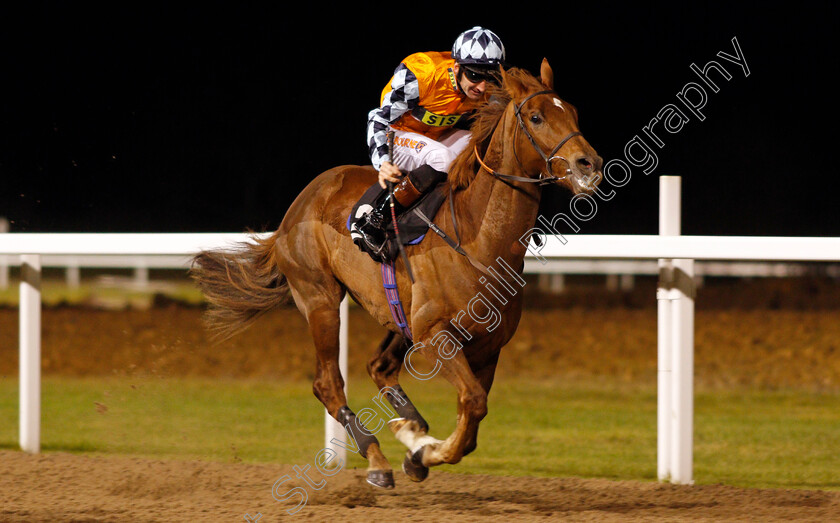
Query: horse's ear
540 58 554 90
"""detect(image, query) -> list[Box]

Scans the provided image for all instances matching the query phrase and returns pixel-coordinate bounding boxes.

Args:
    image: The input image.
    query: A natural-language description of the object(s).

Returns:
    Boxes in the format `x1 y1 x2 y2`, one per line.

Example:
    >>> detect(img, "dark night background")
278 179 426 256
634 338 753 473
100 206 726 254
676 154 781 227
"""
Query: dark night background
1 2 837 237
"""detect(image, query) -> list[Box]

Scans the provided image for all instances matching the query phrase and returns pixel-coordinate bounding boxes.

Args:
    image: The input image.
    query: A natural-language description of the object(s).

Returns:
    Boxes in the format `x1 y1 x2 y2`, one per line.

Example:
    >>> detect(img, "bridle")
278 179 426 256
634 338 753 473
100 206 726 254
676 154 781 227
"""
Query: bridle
474 89 582 186
416 90 587 277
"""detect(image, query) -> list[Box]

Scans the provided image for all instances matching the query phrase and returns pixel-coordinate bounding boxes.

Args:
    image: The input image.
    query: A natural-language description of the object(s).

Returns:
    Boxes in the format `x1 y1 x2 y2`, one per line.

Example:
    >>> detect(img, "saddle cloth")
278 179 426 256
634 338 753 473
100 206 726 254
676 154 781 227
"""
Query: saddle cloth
347 182 448 262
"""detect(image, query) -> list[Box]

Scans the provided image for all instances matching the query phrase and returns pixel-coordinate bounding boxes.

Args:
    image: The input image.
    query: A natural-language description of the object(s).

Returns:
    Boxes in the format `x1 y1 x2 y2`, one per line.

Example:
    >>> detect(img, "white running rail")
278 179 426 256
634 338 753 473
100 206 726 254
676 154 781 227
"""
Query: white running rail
2 177 840 485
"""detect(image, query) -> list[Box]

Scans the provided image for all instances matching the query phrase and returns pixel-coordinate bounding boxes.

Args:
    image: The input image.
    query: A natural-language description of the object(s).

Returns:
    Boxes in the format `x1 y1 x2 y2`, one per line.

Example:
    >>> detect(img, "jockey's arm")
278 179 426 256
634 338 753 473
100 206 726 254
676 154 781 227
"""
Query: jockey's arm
366 61 421 183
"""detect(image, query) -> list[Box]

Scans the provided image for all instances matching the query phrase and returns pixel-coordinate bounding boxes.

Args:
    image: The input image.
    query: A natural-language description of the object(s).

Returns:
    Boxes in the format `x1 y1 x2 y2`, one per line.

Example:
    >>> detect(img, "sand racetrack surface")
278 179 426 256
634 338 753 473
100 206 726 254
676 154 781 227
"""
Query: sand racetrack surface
1 277 839 521
2 449 839 522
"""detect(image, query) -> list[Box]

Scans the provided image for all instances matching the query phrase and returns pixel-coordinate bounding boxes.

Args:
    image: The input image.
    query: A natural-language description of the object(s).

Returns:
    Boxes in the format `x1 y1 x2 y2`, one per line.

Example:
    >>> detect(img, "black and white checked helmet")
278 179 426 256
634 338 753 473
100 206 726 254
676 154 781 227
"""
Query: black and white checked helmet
451 26 505 66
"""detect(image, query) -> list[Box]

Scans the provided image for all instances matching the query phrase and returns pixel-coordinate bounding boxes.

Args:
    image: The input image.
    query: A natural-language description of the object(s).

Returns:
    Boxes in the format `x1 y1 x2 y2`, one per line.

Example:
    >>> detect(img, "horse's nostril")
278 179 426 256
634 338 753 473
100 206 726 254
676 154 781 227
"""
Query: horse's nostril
576 157 593 171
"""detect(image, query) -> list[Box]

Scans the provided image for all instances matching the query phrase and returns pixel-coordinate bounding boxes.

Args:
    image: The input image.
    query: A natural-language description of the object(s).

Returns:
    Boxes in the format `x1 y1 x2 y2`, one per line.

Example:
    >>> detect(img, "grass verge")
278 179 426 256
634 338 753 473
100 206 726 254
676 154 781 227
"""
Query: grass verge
0 375 837 490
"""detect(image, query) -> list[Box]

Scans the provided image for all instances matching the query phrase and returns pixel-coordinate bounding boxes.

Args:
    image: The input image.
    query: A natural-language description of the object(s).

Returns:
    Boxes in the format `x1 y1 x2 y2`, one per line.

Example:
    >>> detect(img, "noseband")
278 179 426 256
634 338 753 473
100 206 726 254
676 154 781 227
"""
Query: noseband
475 89 582 186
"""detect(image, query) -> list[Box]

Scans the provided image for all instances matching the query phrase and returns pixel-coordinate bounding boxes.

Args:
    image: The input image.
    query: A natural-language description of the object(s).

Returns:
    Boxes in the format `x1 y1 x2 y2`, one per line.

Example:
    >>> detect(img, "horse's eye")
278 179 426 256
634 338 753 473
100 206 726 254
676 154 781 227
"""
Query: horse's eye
529 114 542 124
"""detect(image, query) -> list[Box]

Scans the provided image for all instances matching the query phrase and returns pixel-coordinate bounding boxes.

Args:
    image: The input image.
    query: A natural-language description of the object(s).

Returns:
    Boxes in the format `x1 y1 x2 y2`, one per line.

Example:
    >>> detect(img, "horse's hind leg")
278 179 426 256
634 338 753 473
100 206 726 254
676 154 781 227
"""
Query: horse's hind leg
367 331 430 432
306 303 395 488
367 331 431 482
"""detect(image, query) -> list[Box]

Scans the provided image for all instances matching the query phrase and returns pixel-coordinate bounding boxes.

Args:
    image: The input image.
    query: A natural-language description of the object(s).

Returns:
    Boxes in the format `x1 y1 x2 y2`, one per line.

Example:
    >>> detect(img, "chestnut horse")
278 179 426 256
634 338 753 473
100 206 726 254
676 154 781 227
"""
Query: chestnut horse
190 60 602 489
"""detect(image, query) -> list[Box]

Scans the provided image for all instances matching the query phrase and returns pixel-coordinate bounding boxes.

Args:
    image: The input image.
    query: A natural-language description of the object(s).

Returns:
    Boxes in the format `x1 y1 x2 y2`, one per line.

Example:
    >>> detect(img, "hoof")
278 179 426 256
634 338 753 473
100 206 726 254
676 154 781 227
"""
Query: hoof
402 448 429 482
366 469 395 489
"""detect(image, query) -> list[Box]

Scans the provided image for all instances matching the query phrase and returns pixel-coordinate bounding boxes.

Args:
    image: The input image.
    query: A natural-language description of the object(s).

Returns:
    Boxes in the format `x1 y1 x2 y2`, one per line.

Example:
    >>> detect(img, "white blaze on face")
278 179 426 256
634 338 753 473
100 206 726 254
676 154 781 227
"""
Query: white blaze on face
553 98 565 111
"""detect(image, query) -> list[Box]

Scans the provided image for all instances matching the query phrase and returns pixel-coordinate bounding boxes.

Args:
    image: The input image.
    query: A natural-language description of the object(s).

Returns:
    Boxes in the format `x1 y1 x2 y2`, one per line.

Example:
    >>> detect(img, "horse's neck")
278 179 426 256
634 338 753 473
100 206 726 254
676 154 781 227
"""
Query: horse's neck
456 133 541 267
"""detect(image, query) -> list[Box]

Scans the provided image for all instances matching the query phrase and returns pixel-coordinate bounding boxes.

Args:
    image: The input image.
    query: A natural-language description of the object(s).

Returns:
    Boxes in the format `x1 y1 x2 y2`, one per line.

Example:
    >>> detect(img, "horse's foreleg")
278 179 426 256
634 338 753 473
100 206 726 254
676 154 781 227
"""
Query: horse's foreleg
308 305 394 489
400 338 488 470
461 357 500 457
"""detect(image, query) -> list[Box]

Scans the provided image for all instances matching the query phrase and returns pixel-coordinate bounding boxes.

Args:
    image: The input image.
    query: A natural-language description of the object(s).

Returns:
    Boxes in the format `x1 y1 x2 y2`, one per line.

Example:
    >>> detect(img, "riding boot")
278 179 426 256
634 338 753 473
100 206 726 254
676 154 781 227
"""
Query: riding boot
352 177 418 256
353 165 446 257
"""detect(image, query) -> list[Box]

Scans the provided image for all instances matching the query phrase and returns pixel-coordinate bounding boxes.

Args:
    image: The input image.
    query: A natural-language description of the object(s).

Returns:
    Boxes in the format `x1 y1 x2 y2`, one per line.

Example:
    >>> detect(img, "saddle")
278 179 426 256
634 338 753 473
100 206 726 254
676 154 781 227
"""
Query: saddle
347 182 448 263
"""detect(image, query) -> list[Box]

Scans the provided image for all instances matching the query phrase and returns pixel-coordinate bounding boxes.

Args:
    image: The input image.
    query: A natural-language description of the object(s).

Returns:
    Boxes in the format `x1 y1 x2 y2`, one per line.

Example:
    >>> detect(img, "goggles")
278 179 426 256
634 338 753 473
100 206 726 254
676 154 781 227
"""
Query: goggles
462 66 499 84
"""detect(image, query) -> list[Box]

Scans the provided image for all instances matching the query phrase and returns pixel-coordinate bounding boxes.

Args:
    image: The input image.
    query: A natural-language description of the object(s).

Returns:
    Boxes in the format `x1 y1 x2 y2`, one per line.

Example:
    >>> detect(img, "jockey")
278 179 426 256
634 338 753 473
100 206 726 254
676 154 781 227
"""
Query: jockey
352 26 506 255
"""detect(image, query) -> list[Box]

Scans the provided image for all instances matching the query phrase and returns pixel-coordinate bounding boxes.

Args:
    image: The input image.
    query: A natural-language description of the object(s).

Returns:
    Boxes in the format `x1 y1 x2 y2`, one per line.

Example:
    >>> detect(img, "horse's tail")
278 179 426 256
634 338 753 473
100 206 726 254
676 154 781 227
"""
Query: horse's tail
189 230 291 341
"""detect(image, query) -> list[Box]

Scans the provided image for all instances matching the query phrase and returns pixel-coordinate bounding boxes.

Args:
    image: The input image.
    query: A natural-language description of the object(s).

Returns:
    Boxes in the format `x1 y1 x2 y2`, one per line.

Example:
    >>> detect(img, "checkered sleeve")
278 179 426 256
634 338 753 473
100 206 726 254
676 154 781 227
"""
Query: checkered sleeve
366 63 421 170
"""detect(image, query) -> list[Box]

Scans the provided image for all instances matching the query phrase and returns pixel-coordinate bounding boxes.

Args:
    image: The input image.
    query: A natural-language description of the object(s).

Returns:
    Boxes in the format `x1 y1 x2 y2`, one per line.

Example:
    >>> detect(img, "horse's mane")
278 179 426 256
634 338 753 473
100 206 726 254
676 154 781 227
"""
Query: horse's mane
448 67 545 189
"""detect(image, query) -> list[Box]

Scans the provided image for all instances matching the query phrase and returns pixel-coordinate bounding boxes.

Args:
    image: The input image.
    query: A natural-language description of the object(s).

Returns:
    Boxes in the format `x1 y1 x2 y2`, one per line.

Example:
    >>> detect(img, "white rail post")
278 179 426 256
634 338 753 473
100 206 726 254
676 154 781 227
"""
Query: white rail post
670 253 695 485
134 261 149 288
656 258 672 482
657 176 695 484
66 258 81 289
324 296 349 463
0 217 9 289
20 254 42 453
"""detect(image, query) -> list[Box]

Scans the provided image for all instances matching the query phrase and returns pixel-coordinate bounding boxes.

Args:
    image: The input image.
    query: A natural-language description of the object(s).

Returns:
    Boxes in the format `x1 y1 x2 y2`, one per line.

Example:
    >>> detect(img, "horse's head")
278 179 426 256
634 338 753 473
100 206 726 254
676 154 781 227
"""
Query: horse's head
499 59 603 195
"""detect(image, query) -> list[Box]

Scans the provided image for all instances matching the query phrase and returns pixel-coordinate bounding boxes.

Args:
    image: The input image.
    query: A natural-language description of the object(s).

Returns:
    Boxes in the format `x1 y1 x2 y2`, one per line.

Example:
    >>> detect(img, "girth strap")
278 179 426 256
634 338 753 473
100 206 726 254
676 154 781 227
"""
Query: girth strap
381 259 413 341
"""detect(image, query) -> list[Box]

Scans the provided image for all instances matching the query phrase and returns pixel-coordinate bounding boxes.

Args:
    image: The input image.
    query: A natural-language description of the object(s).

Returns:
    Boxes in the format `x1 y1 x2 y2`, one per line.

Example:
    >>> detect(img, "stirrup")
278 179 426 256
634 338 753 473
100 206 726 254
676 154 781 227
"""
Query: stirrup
365 208 386 229
351 221 388 257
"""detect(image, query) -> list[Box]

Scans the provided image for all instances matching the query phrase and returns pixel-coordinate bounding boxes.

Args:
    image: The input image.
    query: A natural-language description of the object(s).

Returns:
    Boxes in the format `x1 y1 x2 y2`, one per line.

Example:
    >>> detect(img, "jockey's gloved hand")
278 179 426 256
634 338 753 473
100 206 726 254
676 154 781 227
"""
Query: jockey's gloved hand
378 161 404 189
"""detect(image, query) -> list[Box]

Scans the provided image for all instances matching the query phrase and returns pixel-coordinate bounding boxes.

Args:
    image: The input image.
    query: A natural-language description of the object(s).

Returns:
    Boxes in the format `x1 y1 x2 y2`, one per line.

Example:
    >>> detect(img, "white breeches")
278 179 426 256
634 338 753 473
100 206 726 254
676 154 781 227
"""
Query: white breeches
390 129 472 173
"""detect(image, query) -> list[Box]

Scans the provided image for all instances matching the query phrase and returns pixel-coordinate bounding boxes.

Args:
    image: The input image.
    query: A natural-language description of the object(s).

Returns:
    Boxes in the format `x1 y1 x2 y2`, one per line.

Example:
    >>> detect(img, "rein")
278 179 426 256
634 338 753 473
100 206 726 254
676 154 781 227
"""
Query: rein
415 89 585 275
381 88 588 333
474 89 582 186
397 90 589 280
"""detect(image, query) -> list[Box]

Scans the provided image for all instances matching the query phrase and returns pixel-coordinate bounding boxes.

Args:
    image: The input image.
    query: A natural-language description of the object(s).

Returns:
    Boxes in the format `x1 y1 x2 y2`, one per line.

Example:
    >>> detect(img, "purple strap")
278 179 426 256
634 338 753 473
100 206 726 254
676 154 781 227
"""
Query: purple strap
381 260 412 341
